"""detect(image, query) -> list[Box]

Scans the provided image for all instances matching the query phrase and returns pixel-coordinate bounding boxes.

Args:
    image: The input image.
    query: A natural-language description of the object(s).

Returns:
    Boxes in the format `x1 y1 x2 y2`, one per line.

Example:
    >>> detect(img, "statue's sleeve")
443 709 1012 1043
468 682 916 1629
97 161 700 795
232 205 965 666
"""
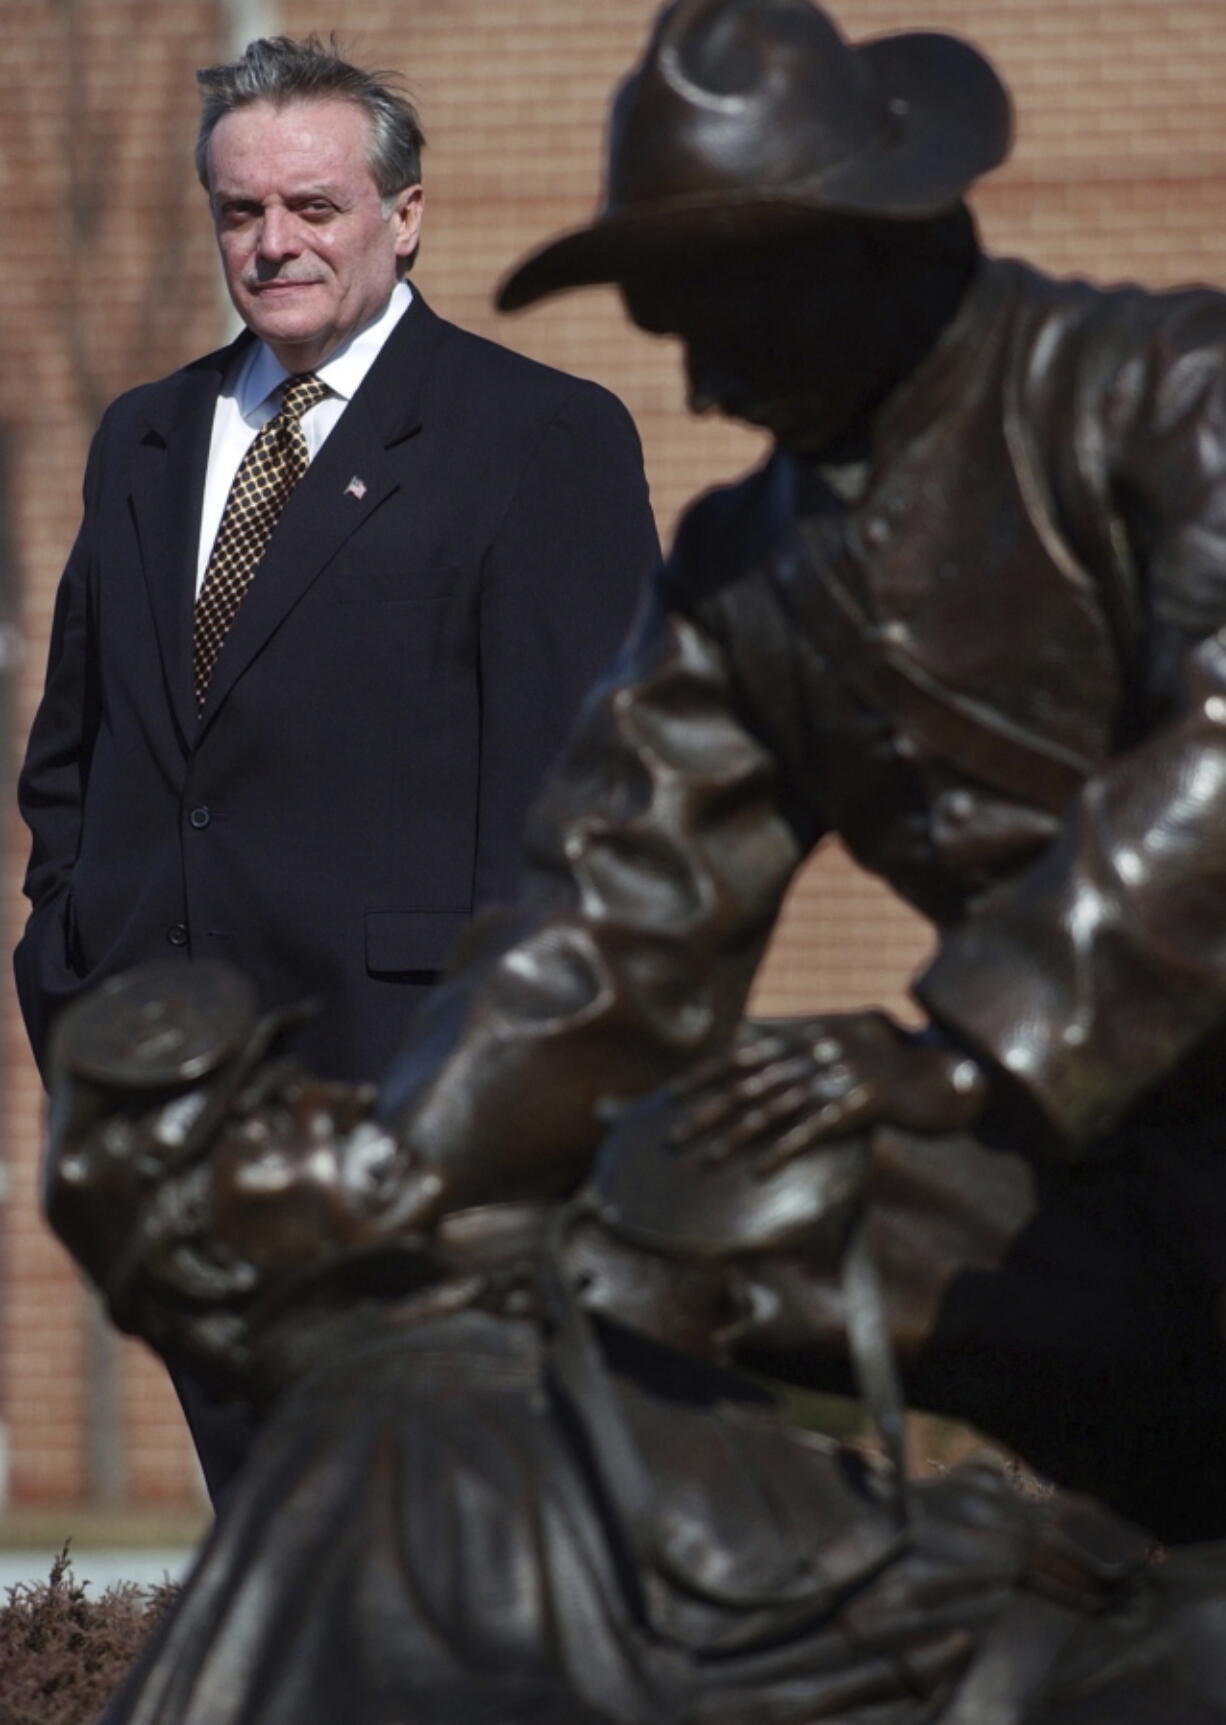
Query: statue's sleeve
377 590 804 1216
919 292 1226 1151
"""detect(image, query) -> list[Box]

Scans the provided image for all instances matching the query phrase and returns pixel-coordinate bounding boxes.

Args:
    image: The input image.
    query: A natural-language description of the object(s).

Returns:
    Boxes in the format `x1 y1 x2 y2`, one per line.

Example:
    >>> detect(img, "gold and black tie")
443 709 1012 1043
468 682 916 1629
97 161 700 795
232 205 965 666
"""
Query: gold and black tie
193 371 329 707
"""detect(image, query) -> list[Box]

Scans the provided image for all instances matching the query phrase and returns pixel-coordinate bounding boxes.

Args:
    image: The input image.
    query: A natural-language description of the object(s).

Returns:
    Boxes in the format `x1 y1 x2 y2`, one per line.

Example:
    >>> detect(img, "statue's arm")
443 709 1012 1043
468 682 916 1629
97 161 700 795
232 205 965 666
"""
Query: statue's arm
918 626 1226 1148
376 594 805 1219
920 296 1226 1151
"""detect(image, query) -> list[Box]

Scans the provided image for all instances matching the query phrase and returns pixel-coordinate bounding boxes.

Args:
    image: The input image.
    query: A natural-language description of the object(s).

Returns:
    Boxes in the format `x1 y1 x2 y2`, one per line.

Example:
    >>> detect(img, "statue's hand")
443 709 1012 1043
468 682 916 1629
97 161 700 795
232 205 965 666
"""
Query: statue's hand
669 1011 987 1172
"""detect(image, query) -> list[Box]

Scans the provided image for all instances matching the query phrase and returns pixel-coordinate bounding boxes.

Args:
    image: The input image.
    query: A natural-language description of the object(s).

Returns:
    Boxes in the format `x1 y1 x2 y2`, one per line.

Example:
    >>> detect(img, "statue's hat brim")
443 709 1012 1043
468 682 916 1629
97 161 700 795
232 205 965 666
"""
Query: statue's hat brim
499 6 1010 311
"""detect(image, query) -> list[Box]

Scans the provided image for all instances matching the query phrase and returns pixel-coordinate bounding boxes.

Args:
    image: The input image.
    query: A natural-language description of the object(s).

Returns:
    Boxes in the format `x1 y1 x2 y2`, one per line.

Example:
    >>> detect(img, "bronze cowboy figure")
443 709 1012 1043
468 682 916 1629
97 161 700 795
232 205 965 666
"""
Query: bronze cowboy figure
383 0 1226 1543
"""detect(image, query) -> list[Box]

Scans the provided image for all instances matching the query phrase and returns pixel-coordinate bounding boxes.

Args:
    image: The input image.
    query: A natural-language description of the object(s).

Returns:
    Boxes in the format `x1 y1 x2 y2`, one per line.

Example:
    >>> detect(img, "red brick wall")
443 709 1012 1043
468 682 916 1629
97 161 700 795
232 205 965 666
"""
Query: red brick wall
3 0 1226 1506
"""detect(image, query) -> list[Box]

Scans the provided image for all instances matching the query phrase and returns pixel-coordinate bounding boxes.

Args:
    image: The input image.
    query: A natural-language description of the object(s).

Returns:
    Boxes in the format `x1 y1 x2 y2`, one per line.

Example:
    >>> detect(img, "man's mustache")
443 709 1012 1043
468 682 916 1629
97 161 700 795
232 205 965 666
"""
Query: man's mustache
245 269 324 289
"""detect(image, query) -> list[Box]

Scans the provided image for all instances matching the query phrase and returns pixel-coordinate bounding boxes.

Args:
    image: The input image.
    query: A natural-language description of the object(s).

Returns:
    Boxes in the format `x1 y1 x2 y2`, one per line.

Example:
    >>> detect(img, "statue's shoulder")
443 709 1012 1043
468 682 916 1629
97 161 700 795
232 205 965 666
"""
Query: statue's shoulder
666 451 798 607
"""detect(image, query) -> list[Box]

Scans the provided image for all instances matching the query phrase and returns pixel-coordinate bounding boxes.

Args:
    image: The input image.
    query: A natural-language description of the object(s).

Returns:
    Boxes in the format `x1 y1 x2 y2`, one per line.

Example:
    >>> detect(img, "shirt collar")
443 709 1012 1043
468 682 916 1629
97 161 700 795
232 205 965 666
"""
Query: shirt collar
235 280 414 420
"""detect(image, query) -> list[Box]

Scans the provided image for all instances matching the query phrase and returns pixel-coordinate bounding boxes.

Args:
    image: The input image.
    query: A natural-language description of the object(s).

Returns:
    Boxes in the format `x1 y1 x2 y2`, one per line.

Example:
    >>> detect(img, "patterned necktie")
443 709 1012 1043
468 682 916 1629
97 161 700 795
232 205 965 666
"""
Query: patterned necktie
193 371 329 707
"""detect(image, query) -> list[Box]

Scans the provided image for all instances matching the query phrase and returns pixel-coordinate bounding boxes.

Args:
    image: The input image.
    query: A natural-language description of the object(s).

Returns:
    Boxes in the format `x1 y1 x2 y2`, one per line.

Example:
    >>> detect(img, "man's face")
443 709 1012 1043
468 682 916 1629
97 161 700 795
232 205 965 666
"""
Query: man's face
621 224 888 460
206 98 423 372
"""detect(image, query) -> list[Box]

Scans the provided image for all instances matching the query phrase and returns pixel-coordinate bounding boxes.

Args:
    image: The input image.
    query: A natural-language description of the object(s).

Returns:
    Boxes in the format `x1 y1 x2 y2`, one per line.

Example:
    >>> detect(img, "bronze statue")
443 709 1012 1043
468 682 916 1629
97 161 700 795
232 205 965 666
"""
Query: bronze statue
345 0 1226 1543
43 964 1226 1724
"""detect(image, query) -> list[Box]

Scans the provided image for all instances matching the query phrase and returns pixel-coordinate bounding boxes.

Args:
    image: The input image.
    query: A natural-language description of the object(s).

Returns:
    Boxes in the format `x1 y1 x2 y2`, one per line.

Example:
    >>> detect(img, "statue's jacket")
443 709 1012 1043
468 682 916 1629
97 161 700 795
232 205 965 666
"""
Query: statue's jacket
382 255 1226 1211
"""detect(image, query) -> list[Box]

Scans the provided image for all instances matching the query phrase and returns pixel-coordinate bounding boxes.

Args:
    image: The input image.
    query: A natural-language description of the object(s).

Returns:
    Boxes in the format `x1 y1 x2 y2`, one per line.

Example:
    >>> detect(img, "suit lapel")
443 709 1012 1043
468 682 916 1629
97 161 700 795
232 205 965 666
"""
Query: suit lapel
196 291 442 734
129 336 247 746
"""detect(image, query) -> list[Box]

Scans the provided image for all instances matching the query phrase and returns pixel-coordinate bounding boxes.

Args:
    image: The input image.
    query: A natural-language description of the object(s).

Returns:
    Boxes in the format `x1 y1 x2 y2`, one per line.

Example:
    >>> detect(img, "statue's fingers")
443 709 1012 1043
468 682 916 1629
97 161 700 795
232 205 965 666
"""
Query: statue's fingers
754 1083 873 1172
668 1085 754 1143
807 1060 853 1101
669 1033 783 1098
668 1049 811 1135
692 1082 819 1161
752 1079 817 1131
694 1105 780 1164
731 1030 790 1065
695 1085 824 1160
728 1056 819 1105
753 1114 828 1172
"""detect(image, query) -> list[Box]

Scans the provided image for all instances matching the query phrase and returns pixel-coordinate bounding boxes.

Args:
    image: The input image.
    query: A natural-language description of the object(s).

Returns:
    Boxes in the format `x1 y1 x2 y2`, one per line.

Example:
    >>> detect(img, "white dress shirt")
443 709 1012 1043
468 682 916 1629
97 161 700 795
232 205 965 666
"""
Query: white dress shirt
195 280 413 594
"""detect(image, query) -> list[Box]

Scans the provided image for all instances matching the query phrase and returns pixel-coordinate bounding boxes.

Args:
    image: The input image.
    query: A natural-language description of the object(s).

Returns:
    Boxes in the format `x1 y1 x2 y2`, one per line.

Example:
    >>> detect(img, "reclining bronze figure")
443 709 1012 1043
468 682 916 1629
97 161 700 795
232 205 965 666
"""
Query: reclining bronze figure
44 963 1226 1724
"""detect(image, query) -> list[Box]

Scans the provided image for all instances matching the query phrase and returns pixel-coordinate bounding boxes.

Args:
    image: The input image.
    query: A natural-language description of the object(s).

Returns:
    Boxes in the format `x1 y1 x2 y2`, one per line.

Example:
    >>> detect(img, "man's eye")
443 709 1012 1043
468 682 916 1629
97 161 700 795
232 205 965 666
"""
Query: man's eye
300 201 335 220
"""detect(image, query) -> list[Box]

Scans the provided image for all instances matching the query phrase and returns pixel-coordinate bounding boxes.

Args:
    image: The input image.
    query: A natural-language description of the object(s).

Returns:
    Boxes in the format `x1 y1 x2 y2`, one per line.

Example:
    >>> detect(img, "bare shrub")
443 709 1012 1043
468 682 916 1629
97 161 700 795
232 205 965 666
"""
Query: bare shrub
0 1545 175 1725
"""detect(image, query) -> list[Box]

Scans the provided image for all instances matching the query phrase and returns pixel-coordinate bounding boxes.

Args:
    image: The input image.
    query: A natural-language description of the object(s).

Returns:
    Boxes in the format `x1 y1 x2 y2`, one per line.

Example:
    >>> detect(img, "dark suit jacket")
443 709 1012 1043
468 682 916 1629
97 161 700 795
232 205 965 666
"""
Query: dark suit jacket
16 291 659 1081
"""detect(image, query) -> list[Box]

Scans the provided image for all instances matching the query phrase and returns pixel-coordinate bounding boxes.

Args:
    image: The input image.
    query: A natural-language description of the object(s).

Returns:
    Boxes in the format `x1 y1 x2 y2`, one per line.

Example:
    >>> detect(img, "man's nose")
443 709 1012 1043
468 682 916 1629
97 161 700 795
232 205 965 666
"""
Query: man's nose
256 206 302 260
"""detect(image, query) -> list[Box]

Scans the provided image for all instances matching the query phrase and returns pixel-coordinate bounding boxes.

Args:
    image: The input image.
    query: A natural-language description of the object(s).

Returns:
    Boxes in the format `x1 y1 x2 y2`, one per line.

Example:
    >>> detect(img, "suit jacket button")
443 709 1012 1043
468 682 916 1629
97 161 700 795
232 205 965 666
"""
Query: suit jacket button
167 923 189 947
189 806 211 829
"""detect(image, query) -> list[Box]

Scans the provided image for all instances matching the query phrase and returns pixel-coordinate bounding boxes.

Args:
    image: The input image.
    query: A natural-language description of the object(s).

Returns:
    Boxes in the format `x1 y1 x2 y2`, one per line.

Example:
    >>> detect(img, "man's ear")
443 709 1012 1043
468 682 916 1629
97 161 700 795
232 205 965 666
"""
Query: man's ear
391 185 425 264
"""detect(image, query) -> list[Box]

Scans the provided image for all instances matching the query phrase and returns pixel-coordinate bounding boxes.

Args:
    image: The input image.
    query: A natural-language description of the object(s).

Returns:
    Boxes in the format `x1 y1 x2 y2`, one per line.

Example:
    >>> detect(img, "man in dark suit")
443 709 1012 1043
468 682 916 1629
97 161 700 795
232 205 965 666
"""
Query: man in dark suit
16 34 658 1089
15 34 658 1493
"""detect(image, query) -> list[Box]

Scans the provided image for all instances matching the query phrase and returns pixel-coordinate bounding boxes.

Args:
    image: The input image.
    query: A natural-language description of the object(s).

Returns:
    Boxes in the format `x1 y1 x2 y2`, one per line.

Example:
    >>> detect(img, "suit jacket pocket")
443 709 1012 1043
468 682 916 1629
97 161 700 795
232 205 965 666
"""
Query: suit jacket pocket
29 883 88 980
13 886 89 1073
63 888 87 977
365 909 471 978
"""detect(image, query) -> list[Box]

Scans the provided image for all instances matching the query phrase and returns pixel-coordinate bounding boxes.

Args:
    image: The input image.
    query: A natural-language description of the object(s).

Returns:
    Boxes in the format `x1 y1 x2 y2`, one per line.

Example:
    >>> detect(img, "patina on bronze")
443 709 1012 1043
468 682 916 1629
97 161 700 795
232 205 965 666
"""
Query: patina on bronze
42 964 1226 1725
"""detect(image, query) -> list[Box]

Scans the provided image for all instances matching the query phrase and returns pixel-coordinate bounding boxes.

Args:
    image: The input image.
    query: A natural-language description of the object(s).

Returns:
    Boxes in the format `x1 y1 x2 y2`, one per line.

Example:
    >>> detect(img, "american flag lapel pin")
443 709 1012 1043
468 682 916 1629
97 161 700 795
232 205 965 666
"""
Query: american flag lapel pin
344 475 368 500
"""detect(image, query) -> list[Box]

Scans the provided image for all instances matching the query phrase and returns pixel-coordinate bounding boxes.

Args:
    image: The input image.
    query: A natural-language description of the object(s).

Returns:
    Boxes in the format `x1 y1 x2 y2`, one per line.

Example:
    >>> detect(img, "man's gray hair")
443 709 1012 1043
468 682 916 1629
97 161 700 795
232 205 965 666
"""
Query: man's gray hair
195 34 425 197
